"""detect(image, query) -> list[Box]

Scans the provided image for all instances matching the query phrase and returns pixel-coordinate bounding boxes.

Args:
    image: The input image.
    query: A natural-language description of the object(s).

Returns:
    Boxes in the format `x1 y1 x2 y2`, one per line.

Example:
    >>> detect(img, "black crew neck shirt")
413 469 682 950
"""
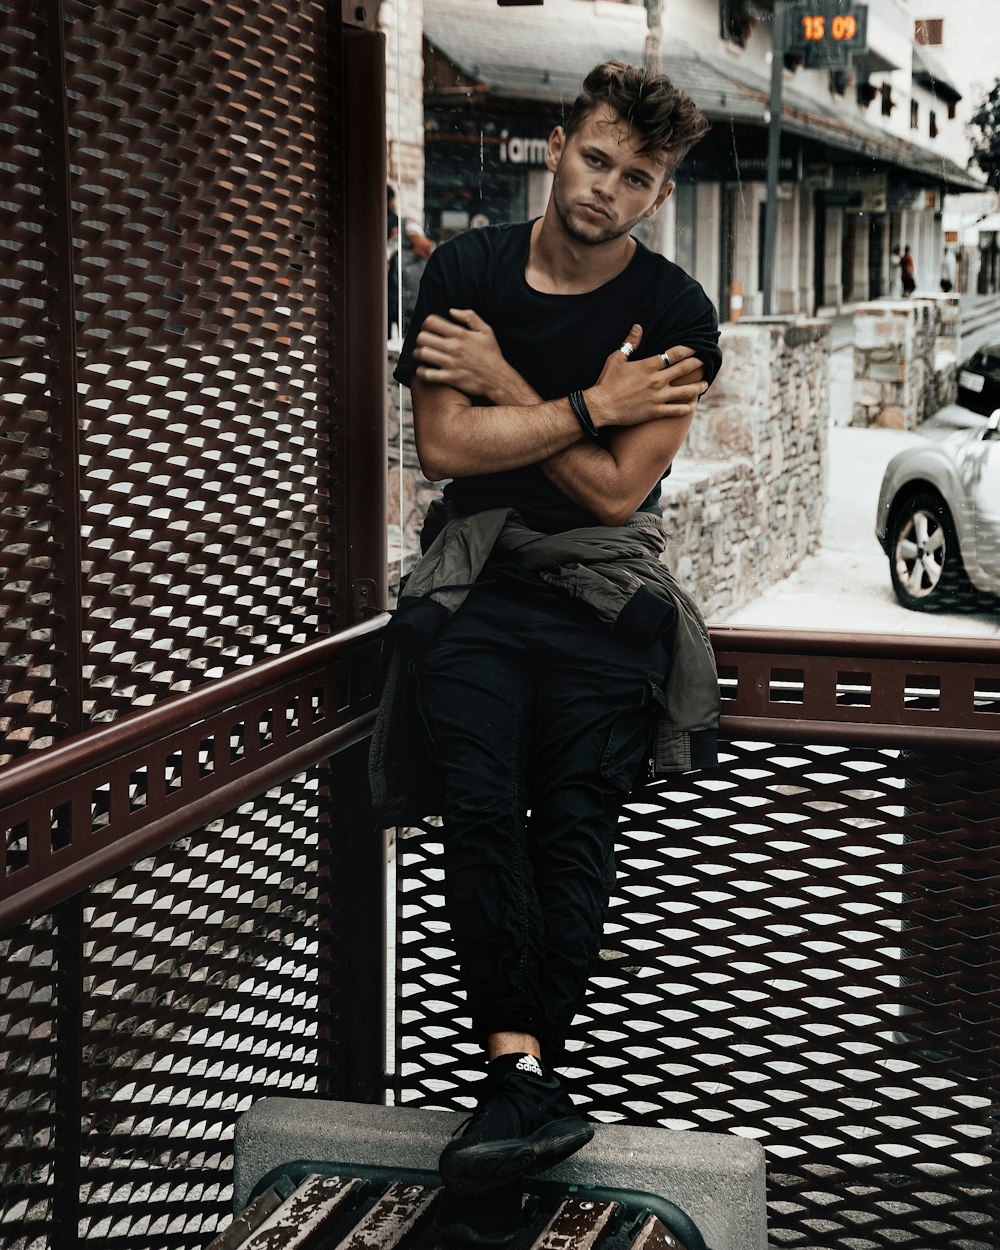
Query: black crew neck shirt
394 220 722 534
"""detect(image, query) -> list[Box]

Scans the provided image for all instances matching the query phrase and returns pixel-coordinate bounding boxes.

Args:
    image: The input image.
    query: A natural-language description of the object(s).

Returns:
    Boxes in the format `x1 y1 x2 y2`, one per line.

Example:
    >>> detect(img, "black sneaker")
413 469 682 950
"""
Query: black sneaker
436 1181 526 1247
438 1053 593 1199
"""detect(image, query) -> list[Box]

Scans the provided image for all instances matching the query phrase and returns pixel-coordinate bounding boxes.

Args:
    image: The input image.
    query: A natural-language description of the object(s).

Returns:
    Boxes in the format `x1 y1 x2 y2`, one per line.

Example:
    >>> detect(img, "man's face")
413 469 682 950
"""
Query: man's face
546 105 675 247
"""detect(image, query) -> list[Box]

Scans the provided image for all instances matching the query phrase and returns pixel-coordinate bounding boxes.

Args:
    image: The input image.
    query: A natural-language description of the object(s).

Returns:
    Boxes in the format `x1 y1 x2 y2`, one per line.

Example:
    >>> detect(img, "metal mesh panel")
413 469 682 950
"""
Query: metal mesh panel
394 743 1000 1249
0 913 59 1249
65 0 337 723
76 763 333 1249
0 1 67 763
3 0 339 759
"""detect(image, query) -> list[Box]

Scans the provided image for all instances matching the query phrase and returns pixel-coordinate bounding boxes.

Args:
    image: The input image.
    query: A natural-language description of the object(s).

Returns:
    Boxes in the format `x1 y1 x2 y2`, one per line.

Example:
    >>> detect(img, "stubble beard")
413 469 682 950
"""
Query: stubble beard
553 181 638 248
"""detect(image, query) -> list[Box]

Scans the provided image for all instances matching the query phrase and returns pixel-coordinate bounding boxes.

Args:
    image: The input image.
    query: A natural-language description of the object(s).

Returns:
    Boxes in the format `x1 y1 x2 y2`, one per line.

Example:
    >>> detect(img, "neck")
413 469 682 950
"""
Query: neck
526 208 636 295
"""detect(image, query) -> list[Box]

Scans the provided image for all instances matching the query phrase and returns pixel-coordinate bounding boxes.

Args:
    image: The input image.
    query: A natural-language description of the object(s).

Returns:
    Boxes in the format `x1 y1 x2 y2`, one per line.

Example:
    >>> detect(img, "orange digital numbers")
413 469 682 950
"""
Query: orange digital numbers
801 14 825 40
831 14 857 39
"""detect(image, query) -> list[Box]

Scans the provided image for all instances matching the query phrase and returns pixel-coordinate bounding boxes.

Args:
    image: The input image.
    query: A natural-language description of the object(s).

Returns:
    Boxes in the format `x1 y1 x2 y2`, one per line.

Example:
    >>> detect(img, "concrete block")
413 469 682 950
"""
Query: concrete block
234 1097 768 1250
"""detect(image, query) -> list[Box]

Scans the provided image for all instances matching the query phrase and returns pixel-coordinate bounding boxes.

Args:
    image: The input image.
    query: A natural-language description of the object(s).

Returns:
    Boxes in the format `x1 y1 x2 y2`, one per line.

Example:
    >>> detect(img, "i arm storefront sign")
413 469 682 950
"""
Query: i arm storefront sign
785 1 868 69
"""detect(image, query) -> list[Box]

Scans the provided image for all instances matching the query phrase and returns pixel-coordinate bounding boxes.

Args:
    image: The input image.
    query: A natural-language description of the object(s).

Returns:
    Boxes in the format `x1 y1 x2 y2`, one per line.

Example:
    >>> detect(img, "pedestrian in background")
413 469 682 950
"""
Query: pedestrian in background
388 184 435 339
940 249 957 293
900 244 917 297
890 245 903 298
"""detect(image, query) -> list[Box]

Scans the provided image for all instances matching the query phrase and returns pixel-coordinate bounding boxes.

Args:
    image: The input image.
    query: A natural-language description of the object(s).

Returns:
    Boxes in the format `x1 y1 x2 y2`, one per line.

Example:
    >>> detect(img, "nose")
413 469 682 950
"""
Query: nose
591 170 614 201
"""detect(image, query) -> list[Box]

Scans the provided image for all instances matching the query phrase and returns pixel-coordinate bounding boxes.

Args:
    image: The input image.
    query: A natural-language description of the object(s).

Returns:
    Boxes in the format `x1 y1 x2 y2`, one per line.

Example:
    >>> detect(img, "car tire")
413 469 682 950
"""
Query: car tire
889 490 968 612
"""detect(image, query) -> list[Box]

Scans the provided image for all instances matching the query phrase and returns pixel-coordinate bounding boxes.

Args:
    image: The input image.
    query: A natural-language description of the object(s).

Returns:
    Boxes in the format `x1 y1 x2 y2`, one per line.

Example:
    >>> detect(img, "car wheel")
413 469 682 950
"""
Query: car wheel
889 491 968 611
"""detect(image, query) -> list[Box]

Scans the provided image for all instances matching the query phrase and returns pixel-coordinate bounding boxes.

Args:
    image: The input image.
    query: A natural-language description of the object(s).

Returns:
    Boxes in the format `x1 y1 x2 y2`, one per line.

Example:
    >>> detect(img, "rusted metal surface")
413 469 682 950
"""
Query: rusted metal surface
235 1175 361 1248
630 1213 692 1250
532 1198 617 1250
204 1184 285 1250
332 1180 439 1250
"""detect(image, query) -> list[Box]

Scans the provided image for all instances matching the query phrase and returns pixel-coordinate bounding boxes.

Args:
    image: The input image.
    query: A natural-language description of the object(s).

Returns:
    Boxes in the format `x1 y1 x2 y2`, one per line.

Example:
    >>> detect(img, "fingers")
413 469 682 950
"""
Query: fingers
449 307 486 330
667 380 709 402
659 344 700 371
620 323 643 356
420 313 467 339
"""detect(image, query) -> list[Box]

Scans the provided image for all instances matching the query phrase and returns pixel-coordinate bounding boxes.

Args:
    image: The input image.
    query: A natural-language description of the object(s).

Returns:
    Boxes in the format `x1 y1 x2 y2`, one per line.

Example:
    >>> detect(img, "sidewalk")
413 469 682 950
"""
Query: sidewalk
720 321 1000 638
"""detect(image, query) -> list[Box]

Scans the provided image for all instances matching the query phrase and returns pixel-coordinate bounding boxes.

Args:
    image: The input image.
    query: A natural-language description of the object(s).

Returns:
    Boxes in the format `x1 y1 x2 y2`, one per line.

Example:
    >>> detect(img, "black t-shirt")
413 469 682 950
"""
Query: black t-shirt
395 220 722 534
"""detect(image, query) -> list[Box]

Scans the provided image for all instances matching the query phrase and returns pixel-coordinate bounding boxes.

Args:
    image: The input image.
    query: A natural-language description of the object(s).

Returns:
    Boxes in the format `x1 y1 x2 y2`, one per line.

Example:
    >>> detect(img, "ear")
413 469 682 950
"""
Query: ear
545 126 565 174
643 179 675 220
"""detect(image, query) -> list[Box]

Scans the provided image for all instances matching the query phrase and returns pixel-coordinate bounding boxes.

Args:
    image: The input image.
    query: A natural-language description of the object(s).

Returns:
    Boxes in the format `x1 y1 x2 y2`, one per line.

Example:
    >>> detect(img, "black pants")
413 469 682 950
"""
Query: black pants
415 582 669 1062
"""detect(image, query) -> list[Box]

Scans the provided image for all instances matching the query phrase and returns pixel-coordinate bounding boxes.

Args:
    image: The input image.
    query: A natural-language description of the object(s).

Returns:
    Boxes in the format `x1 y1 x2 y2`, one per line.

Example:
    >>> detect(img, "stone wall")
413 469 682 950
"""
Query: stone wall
663 318 830 618
387 317 831 618
852 298 958 429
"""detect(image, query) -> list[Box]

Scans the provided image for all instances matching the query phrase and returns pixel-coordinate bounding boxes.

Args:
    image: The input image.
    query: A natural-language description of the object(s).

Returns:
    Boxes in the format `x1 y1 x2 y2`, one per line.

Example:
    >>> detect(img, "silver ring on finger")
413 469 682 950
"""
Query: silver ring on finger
618 341 635 358
659 350 671 367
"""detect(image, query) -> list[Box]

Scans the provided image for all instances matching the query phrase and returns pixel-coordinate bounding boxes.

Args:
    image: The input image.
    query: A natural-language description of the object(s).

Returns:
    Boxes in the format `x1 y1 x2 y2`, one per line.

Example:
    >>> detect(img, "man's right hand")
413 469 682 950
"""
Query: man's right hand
586 325 708 428
412 309 537 406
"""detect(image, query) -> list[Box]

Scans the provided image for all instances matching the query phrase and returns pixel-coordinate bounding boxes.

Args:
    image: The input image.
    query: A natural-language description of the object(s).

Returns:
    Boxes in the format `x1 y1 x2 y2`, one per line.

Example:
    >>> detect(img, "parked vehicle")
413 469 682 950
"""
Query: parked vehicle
956 342 1000 416
875 410 1000 611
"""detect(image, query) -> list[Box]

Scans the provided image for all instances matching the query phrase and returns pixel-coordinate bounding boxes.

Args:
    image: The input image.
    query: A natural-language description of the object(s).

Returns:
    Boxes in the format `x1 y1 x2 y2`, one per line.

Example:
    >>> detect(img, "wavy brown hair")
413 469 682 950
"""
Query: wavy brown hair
564 60 710 172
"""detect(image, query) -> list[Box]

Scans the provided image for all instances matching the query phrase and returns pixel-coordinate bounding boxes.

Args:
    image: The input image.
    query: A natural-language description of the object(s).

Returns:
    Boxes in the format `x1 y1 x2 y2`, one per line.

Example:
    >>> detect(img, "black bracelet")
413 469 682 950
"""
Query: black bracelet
568 389 599 440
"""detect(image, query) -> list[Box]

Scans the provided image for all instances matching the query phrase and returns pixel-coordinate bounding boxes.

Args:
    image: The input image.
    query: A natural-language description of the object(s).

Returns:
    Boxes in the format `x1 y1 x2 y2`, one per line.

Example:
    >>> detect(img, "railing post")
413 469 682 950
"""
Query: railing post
321 738 387 1104
36 0 85 1242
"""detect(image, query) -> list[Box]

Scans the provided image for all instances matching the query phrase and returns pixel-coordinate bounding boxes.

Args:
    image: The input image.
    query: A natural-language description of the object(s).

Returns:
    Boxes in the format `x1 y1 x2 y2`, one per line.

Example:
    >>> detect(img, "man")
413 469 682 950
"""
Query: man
387 183 435 338
901 244 917 297
383 60 721 1241
940 248 957 293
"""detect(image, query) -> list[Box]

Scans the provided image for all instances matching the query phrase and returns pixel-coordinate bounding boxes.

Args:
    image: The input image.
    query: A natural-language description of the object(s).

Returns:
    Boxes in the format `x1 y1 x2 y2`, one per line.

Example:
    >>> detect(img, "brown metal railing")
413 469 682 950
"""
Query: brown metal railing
0 616 388 934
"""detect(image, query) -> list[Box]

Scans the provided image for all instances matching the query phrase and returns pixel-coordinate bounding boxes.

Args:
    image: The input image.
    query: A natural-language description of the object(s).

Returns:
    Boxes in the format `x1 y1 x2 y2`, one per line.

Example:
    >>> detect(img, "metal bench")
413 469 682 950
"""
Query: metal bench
207 1161 708 1250
232 1099 767 1250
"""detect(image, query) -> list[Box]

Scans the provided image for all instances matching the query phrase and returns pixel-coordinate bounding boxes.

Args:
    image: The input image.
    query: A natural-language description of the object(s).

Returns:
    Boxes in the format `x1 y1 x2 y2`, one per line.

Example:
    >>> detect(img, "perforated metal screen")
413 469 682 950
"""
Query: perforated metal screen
0 913 59 1249
394 741 999 1249
1 0 340 767
1 766 337 1250
1 0 375 1244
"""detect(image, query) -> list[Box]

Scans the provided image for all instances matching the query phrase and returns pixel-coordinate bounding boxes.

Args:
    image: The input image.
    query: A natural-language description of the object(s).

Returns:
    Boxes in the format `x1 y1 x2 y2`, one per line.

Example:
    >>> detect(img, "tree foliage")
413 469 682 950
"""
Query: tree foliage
968 79 1000 190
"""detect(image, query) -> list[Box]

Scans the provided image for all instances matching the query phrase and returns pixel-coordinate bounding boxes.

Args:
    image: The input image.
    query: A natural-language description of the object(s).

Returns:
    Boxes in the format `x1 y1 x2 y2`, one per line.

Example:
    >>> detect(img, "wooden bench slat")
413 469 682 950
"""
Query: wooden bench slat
530 1197 618 1250
630 1213 692 1250
333 1180 440 1250
240 1175 362 1249
204 1185 285 1250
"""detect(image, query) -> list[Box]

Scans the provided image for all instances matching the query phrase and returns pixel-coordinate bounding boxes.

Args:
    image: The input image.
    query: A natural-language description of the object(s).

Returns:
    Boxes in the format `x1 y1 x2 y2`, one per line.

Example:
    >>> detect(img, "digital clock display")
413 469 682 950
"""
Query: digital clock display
785 2 868 67
800 13 859 42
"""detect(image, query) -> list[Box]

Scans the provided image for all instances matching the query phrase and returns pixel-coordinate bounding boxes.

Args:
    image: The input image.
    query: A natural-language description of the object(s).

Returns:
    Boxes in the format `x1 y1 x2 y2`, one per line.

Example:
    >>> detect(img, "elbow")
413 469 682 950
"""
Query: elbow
413 435 448 483
418 456 448 483
591 498 637 527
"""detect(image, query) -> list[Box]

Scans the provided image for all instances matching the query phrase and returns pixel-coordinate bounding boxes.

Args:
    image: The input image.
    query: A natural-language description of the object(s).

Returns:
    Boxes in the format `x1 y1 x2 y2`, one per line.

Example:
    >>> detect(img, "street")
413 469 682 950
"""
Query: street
721 342 1000 638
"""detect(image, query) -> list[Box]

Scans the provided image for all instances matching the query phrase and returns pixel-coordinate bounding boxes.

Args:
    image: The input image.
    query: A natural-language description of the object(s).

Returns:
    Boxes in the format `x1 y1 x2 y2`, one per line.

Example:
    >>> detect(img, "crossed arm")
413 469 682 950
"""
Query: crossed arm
409 309 707 526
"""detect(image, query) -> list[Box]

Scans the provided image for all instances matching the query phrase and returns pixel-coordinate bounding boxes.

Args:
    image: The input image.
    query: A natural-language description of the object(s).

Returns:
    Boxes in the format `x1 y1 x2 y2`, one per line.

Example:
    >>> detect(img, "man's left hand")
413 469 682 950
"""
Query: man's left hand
413 309 531 404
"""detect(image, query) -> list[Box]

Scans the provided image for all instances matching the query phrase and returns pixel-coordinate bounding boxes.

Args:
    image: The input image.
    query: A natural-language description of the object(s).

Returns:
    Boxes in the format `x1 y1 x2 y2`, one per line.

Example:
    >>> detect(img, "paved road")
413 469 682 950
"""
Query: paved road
721 346 1000 639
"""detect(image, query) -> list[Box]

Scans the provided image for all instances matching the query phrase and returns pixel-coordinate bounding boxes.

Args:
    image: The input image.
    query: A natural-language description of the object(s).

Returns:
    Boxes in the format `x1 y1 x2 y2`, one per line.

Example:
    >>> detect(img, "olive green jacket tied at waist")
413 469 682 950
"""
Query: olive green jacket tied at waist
368 508 720 828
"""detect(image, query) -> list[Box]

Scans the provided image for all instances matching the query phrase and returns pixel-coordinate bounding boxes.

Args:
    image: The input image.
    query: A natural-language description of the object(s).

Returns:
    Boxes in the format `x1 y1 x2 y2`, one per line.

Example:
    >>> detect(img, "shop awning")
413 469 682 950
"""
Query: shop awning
423 0 985 193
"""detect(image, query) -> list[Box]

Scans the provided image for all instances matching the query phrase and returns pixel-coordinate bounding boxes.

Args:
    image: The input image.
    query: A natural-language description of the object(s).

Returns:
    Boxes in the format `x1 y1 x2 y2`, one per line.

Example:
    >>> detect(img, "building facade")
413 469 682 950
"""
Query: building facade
407 0 984 319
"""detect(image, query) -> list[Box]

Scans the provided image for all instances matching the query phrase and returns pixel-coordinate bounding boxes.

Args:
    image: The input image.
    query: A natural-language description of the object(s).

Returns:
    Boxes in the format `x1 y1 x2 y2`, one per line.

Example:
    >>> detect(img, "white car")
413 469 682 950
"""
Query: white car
875 410 1000 611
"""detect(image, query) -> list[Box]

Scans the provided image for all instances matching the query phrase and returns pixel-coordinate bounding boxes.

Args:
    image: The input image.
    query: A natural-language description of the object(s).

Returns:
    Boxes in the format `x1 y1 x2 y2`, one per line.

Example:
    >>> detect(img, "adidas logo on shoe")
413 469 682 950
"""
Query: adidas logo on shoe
515 1054 543 1076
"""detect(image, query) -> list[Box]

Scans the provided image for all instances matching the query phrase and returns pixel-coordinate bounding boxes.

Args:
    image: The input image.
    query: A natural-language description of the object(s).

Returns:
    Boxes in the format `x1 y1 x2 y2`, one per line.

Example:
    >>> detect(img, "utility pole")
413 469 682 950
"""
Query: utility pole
762 1 788 316
637 0 667 256
644 0 662 69
763 2 868 314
